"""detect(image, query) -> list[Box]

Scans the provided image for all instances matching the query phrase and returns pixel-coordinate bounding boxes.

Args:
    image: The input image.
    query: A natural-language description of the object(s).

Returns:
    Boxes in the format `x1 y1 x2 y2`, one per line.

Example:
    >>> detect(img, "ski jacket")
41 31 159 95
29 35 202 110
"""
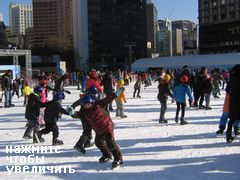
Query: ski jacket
173 83 193 103
86 78 103 94
226 76 240 120
25 93 46 121
44 100 69 123
157 82 173 103
78 94 116 135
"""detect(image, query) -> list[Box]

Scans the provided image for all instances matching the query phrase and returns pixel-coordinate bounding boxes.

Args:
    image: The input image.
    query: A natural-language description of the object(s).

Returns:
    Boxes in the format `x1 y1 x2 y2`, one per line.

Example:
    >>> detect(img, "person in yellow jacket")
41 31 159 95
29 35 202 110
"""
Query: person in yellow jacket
115 80 127 118
23 82 32 105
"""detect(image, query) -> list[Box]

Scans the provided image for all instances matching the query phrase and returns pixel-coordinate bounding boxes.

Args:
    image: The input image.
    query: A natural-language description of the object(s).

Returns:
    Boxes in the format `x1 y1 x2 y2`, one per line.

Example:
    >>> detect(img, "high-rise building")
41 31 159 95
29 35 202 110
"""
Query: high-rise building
32 0 73 51
0 13 3 22
73 0 147 70
0 14 7 48
199 0 240 54
158 19 172 57
172 20 197 55
9 3 33 36
146 1 159 57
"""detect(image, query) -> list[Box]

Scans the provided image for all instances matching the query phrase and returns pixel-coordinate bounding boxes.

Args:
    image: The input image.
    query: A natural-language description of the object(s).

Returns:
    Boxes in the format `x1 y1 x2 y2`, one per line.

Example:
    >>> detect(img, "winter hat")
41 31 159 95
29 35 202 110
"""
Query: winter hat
180 75 189 84
89 71 97 79
163 74 171 82
117 79 124 86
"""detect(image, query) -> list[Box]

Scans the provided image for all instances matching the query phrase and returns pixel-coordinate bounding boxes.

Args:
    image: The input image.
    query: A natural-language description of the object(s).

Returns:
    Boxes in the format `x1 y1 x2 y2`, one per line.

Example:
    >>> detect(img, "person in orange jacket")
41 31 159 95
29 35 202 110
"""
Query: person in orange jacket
115 80 127 118
216 92 240 135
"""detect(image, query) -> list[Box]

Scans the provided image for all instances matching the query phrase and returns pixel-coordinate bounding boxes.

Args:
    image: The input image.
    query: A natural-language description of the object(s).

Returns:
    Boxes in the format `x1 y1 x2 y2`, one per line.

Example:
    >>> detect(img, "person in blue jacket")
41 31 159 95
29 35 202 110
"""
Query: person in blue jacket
173 75 193 125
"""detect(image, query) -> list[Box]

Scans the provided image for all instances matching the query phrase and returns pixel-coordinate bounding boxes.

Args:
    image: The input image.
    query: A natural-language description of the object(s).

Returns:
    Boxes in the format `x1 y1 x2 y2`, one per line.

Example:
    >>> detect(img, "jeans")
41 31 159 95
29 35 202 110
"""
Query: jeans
4 90 12 107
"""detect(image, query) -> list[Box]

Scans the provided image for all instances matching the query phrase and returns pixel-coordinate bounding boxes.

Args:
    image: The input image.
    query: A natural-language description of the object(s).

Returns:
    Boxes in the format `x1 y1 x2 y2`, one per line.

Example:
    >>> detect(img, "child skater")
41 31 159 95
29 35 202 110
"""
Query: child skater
23 86 46 143
75 88 124 169
133 76 141 98
173 75 193 125
71 86 99 154
23 81 31 106
157 73 173 123
115 80 127 118
37 92 72 145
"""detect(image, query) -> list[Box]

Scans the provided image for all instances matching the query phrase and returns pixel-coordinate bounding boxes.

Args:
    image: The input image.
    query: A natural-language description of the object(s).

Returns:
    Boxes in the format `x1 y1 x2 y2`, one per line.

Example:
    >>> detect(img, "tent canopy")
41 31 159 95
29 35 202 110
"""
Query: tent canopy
131 53 240 71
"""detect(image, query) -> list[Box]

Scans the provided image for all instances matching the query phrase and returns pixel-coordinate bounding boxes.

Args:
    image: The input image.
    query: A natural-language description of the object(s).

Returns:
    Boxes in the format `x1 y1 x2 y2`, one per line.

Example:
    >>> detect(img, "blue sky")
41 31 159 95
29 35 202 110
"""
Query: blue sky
0 0 198 25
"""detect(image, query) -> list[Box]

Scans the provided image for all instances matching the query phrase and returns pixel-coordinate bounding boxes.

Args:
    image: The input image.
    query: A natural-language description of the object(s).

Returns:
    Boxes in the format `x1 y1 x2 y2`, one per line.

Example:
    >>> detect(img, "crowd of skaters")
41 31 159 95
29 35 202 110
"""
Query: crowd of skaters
1 65 240 168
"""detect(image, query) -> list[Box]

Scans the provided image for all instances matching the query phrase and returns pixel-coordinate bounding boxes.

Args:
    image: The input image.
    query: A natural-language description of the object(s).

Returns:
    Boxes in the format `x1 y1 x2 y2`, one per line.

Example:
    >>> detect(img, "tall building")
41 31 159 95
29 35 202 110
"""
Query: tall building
73 0 147 70
9 3 33 36
0 14 7 48
199 0 240 54
32 0 73 51
0 13 3 22
158 19 172 57
146 1 159 57
172 20 197 55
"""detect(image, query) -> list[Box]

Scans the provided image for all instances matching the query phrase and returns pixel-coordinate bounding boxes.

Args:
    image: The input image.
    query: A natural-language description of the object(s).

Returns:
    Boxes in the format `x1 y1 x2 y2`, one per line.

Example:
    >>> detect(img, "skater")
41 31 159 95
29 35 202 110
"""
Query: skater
23 86 46 143
1 70 14 108
75 88 124 169
71 86 100 153
115 80 127 118
203 76 214 110
157 73 173 123
225 64 240 143
173 75 193 125
101 71 115 111
215 93 240 135
133 76 141 98
23 81 31 106
37 92 72 145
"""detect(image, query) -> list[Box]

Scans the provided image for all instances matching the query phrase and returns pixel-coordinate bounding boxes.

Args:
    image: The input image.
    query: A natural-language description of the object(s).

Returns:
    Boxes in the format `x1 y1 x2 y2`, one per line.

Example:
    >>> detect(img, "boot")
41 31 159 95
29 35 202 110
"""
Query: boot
216 126 225 135
226 131 234 143
234 127 240 136
175 117 179 123
99 156 112 163
52 138 63 145
216 129 224 135
121 114 127 118
112 160 123 169
36 131 45 142
180 117 188 125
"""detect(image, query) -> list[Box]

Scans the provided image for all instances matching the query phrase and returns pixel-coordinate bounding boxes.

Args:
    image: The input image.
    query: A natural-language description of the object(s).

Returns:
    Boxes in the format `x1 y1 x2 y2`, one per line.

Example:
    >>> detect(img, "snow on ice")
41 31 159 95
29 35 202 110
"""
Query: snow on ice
0 82 240 180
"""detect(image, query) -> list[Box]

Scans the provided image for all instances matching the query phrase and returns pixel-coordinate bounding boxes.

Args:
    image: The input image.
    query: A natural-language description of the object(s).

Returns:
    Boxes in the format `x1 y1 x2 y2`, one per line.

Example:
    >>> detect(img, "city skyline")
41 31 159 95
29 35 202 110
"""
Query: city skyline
0 0 198 25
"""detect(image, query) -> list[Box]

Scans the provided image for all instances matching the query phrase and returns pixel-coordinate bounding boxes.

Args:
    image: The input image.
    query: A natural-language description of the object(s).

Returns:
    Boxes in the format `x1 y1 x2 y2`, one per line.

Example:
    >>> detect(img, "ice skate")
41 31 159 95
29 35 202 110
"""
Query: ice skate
180 117 188 125
99 156 112 163
175 117 179 123
112 160 123 169
23 134 32 139
121 114 127 118
216 129 224 135
52 138 63 145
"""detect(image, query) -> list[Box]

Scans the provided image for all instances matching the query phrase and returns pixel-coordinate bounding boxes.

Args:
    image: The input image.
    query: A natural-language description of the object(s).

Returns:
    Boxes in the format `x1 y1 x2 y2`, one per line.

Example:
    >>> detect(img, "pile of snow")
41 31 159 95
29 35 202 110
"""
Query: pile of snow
0 82 240 180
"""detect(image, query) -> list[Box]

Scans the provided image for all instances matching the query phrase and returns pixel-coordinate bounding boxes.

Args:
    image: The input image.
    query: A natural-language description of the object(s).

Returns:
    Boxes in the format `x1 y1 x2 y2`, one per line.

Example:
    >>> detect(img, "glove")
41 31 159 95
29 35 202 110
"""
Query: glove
115 87 125 96
171 98 175 103
66 105 75 116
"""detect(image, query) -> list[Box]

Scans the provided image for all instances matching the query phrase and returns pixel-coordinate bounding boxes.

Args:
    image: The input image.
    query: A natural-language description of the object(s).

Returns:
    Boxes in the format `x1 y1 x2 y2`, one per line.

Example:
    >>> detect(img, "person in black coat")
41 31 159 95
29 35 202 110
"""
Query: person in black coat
1 70 14 108
101 71 115 111
225 64 240 143
193 67 208 108
38 92 70 145
23 86 46 143
157 74 173 123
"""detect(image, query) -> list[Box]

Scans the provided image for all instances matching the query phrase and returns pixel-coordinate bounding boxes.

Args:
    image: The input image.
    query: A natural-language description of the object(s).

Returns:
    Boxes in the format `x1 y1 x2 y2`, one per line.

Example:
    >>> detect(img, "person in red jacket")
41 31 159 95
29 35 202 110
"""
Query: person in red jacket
76 89 123 169
86 71 103 94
